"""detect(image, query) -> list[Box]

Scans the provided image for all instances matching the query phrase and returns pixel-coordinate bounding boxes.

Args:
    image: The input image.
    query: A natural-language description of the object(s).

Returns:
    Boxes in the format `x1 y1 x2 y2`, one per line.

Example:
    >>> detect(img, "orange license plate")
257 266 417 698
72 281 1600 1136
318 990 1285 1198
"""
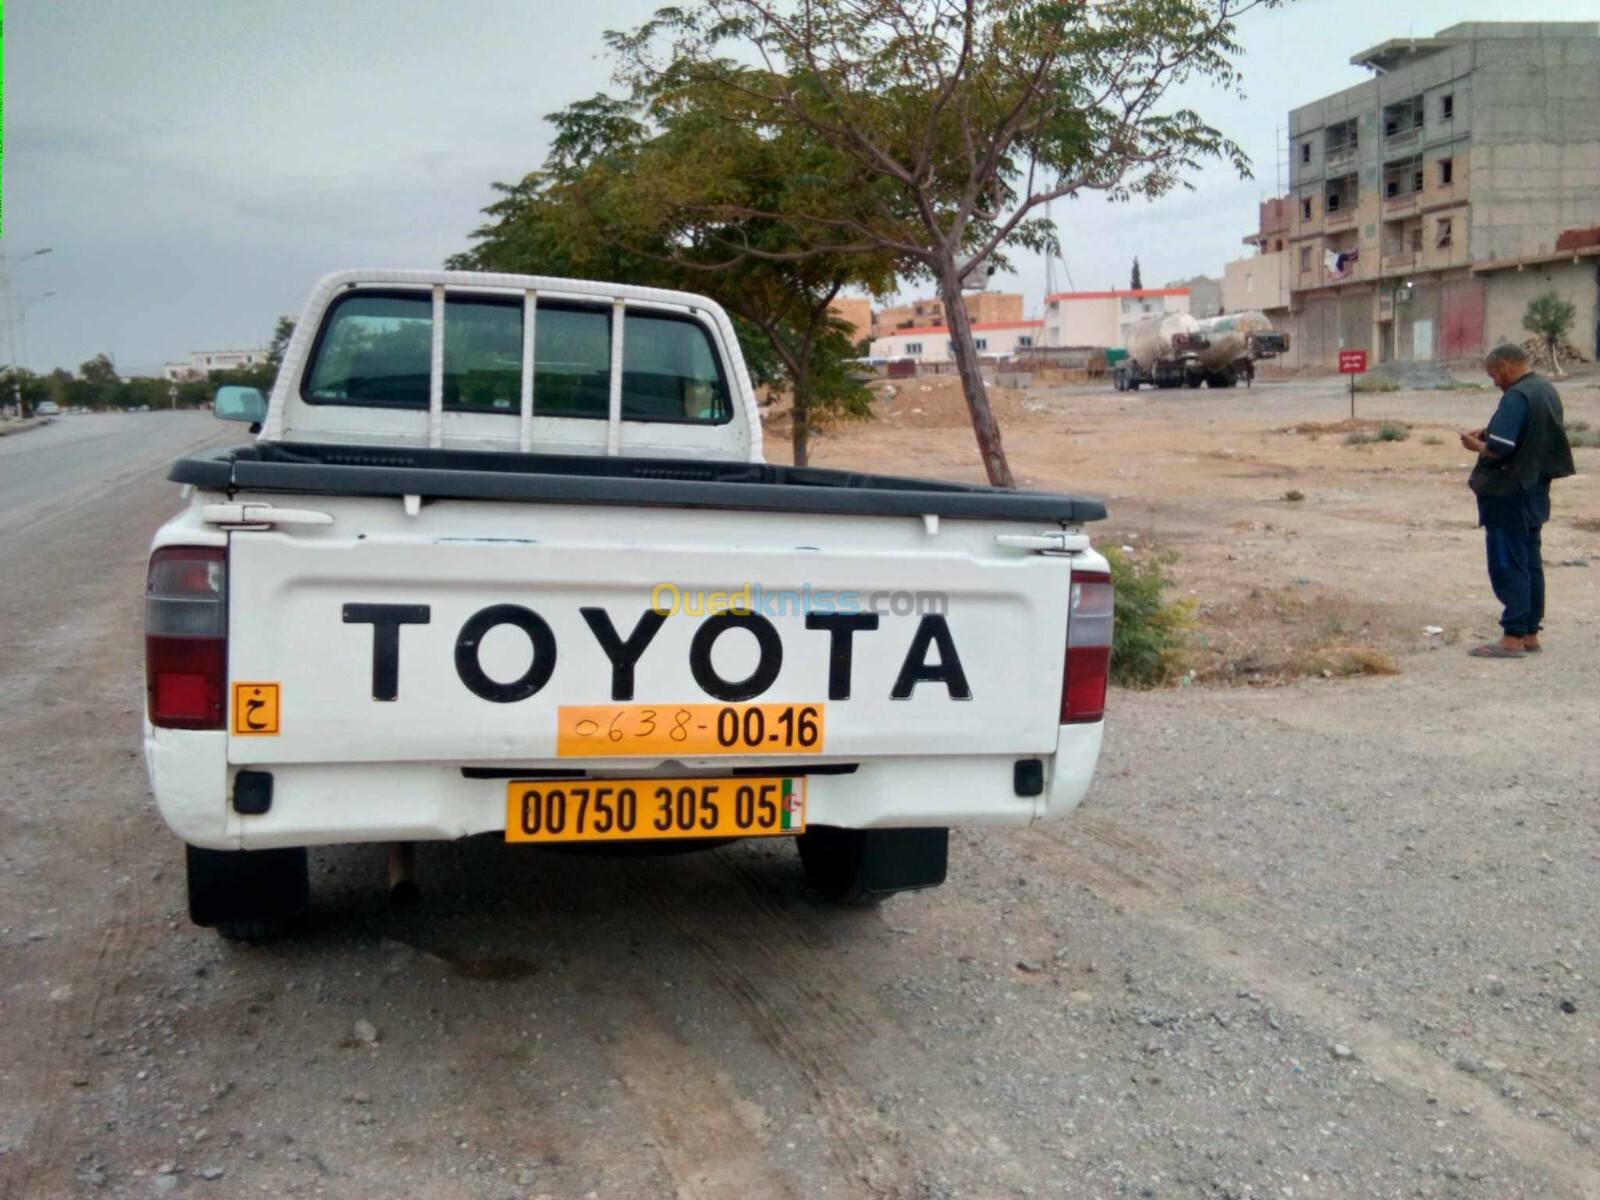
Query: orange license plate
556 702 825 757
505 776 806 843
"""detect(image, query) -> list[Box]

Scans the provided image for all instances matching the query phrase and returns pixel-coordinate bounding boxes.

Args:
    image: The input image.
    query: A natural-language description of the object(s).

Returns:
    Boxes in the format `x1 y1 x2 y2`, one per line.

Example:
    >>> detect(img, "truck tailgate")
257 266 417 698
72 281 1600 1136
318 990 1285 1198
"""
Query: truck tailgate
225 498 1071 768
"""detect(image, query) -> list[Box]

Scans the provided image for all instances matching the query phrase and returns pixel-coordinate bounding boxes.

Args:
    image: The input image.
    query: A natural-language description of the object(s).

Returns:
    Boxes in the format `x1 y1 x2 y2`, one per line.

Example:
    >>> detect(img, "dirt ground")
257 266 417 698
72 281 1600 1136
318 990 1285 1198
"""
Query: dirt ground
4 394 1599 1200
781 370 1600 681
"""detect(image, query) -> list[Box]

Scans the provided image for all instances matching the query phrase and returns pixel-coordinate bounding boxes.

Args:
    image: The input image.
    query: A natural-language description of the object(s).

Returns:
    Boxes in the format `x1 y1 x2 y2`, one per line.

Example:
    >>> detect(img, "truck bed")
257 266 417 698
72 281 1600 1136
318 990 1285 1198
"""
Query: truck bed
170 442 1107 525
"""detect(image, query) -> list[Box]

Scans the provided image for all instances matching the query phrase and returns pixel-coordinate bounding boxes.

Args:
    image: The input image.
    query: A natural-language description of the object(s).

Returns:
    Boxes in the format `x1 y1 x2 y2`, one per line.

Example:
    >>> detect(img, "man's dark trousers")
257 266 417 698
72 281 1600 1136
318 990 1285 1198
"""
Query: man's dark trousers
1484 522 1544 637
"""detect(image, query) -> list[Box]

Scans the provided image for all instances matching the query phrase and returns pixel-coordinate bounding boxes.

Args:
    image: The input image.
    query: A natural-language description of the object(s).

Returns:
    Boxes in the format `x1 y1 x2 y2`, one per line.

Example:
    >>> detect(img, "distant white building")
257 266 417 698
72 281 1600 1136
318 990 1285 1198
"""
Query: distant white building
1041 289 1192 349
869 319 1043 364
163 347 270 382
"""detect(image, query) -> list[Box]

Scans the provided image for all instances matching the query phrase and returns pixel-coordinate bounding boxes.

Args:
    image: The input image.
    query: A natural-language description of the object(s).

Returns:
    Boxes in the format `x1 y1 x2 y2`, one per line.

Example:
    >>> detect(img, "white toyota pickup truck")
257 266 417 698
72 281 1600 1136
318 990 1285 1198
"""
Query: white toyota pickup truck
145 269 1111 939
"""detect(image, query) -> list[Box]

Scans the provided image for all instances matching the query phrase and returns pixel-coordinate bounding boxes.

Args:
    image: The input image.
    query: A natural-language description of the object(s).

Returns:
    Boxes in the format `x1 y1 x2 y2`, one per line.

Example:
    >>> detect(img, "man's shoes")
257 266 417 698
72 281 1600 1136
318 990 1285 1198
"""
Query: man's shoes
1522 636 1542 653
1468 641 1526 658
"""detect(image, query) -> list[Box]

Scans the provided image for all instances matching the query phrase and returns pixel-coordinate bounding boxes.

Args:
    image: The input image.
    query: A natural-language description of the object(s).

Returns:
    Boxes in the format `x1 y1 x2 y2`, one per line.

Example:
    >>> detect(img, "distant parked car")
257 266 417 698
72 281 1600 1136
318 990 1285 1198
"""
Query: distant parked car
36 400 61 416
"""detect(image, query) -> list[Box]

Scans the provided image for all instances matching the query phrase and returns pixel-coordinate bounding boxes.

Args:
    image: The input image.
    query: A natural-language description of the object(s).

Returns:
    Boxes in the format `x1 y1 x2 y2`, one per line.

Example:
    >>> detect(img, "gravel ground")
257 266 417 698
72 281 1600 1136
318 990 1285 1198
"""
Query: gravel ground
2 409 1598 1200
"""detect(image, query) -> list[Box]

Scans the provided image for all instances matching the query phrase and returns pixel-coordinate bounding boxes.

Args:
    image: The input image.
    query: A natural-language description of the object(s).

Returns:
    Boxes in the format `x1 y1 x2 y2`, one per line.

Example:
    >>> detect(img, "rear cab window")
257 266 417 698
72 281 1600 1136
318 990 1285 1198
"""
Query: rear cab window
302 291 733 424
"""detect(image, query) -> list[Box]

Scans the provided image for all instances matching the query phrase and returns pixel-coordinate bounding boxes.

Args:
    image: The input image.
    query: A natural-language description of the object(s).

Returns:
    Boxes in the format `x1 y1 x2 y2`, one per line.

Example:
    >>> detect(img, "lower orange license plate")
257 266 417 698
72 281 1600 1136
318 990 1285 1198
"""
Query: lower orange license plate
505 776 806 844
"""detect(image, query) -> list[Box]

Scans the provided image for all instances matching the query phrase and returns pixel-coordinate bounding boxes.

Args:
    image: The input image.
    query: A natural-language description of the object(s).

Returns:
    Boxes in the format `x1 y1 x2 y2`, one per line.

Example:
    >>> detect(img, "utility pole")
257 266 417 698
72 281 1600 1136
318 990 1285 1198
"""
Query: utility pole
1 248 54 418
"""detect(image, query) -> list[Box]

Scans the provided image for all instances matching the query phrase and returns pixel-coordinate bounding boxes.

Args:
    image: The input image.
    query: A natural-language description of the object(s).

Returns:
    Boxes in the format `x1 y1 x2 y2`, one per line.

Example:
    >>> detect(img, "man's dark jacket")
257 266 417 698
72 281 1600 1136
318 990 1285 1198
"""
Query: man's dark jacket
1469 372 1575 498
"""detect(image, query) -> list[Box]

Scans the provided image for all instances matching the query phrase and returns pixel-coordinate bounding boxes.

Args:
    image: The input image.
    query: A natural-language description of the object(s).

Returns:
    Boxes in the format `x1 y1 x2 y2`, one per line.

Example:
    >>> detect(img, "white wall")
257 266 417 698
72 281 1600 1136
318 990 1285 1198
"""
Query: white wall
1043 292 1191 348
870 323 1042 363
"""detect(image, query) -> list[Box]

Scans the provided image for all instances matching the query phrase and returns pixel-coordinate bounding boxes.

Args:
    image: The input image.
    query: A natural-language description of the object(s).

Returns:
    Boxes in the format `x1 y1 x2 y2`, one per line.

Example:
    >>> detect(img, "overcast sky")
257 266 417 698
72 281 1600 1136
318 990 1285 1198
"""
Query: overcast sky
6 0 1596 375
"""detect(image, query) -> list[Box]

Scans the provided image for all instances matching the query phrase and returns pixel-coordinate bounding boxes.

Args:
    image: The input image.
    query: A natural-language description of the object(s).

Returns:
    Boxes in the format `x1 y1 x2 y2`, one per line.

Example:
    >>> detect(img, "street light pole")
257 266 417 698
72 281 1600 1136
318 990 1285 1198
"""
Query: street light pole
1 248 54 418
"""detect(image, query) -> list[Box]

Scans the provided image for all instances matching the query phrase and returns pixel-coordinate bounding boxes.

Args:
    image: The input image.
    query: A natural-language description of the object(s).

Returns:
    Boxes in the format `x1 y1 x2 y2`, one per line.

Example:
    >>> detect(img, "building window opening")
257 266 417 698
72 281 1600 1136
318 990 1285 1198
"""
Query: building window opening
1299 247 1312 272
1324 174 1357 213
1300 142 1311 164
1301 197 1313 221
1436 218 1453 248
1439 157 1454 185
1441 94 1454 120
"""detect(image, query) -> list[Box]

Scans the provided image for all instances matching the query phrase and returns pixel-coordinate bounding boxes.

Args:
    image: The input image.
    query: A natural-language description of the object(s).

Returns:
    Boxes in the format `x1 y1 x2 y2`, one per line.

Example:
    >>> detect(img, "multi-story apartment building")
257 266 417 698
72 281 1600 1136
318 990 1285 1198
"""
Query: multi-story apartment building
871 292 1024 339
1244 22 1600 366
1041 288 1191 349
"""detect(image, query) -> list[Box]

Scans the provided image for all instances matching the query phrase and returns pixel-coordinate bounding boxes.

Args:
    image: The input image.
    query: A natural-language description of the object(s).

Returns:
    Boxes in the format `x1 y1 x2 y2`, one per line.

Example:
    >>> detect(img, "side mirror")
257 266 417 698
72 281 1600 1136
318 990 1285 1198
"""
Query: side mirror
214 385 268 424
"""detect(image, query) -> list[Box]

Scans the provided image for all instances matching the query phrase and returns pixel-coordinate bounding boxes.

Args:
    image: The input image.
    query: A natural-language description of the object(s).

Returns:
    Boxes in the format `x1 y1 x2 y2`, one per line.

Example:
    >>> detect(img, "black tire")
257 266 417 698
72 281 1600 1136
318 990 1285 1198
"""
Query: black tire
186 844 308 941
798 826 875 904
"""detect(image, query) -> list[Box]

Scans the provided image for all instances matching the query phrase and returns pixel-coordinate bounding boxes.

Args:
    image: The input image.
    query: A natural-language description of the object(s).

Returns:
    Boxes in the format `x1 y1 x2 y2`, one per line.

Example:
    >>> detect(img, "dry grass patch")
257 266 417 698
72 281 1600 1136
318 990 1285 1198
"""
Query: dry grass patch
1186 585 1411 685
1281 419 1404 438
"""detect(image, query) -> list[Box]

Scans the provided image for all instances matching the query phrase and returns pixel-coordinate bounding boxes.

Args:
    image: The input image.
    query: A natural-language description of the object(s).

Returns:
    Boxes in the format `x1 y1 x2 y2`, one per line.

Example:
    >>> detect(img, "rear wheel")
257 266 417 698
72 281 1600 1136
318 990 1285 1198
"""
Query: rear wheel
796 826 948 906
186 845 309 942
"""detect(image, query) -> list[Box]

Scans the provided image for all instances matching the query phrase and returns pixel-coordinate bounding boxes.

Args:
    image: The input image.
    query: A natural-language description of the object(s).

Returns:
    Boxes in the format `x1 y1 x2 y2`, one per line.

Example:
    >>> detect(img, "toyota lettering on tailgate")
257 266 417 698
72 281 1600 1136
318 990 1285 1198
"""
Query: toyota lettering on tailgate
341 602 971 754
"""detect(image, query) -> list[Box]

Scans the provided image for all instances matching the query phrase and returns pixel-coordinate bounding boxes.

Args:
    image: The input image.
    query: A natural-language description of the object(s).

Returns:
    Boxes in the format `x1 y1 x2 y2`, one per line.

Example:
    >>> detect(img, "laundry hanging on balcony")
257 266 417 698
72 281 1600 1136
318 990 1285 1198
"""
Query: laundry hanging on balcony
1323 246 1360 280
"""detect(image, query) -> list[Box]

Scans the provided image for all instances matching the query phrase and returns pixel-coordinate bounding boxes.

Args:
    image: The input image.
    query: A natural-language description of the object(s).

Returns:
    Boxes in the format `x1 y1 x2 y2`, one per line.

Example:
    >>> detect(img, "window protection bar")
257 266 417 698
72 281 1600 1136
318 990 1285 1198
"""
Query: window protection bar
607 298 625 456
519 289 537 453
428 285 445 448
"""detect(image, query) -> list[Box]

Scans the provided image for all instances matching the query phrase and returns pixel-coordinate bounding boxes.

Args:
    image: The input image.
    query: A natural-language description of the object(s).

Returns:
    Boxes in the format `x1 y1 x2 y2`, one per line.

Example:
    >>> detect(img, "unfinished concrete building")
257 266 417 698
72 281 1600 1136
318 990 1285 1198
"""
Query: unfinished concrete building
1266 22 1600 366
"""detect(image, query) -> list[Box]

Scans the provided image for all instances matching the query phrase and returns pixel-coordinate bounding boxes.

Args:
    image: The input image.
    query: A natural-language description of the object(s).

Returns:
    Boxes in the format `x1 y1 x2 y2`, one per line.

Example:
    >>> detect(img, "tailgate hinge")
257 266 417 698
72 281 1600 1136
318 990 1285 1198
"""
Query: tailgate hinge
995 531 1091 555
199 503 334 529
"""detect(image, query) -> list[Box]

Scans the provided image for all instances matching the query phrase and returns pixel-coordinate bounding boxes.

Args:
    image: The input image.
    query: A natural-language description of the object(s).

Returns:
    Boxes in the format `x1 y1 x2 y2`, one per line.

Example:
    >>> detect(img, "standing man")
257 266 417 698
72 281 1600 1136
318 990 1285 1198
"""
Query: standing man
1460 343 1574 658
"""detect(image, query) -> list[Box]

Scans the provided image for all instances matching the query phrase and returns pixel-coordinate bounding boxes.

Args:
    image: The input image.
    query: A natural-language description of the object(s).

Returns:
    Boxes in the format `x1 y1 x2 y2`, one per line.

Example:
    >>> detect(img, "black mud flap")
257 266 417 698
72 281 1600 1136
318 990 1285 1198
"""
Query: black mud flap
186 844 309 929
798 826 948 905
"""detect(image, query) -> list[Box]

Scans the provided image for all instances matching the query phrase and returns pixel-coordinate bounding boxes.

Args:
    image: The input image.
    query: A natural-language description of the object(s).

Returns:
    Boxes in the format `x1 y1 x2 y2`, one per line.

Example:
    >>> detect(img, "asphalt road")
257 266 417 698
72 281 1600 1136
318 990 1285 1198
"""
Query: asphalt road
0 413 225 538
1 412 1597 1200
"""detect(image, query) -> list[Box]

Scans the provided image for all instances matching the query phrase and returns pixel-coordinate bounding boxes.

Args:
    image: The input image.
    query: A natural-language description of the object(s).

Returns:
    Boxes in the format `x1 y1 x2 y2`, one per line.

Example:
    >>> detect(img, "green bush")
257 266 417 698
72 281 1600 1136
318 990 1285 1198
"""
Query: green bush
1353 375 1400 393
1102 545 1191 688
1377 422 1410 442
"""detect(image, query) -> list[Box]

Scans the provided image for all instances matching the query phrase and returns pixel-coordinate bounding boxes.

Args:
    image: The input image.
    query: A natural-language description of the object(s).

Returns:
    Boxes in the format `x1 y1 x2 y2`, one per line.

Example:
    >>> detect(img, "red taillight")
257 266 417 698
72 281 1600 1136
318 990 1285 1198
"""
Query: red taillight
146 546 227 729
1062 570 1113 724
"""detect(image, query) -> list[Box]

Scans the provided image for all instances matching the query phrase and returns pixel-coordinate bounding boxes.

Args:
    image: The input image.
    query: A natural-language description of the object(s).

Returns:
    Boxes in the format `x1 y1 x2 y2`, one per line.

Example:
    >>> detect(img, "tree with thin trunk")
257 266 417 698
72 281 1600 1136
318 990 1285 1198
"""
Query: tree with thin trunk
451 94 895 466
1521 291 1575 376
607 0 1277 486
1130 257 1143 290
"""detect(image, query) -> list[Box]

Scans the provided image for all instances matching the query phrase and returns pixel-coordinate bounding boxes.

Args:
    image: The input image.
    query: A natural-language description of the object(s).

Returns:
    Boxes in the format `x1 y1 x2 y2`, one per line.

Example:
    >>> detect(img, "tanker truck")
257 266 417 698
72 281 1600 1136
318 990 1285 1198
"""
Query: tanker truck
1183 311 1290 389
1111 310 1289 391
1111 312 1204 391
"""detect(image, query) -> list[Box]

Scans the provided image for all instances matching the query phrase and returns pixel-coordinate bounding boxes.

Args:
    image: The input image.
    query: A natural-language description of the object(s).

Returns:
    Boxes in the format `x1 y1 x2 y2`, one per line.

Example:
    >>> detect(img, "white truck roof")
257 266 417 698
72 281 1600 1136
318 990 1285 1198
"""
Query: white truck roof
263 269 764 463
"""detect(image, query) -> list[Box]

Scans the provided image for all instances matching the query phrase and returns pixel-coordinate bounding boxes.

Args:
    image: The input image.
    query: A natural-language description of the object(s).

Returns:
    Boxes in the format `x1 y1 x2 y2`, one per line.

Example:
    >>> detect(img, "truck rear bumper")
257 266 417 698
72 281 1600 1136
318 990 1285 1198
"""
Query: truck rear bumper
145 722 1104 851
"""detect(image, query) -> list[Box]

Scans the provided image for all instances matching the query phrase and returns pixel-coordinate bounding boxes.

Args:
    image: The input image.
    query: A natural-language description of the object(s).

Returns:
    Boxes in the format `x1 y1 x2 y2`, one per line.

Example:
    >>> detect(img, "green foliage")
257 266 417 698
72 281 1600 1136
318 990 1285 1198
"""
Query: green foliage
1522 290 1576 372
1102 545 1191 689
1283 489 1305 502
453 86 896 464
607 0 1276 484
267 317 296 369
1377 422 1409 442
1352 375 1399 393
0 367 53 414
1131 257 1143 291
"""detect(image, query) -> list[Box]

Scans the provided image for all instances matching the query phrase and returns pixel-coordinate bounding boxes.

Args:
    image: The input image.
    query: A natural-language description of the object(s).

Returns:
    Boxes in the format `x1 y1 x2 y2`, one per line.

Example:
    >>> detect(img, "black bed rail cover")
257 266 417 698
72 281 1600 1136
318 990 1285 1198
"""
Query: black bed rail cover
170 441 1107 524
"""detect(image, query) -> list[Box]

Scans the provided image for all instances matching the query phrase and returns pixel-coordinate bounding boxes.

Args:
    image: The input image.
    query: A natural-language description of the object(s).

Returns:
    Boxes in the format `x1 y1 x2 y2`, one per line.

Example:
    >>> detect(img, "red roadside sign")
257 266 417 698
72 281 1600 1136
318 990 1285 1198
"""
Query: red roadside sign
1338 349 1368 374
